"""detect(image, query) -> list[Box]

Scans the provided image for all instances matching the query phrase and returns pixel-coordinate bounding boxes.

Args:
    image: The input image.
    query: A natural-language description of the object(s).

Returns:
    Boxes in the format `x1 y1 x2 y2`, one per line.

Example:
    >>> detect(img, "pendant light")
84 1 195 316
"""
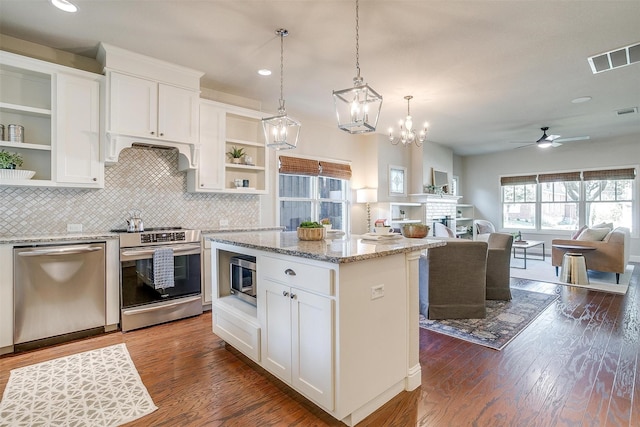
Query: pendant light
389 96 429 147
332 0 383 134
262 28 301 150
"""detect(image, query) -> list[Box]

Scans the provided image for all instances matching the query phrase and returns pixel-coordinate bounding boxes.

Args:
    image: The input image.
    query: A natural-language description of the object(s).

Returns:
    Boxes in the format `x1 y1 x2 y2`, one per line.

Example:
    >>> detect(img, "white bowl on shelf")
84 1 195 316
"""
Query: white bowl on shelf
0 169 36 180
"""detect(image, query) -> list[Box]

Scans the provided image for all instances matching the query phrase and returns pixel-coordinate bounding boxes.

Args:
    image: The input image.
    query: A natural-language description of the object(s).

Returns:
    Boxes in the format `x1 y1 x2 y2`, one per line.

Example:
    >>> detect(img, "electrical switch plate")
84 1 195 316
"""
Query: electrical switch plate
67 223 83 232
219 219 229 227
371 284 384 300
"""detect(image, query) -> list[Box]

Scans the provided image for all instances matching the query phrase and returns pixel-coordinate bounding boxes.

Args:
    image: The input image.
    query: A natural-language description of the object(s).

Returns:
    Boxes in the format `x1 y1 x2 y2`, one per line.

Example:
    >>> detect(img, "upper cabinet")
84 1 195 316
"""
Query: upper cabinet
97 43 203 168
0 51 103 188
108 72 198 144
187 99 268 194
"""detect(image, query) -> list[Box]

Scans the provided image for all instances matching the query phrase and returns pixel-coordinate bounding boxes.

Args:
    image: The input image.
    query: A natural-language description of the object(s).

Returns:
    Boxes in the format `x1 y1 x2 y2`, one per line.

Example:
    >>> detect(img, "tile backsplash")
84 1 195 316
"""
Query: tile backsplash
0 148 260 236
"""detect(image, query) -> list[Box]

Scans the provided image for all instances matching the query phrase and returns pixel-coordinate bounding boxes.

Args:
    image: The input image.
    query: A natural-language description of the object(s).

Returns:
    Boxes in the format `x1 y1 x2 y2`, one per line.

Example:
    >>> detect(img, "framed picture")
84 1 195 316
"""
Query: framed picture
388 165 407 196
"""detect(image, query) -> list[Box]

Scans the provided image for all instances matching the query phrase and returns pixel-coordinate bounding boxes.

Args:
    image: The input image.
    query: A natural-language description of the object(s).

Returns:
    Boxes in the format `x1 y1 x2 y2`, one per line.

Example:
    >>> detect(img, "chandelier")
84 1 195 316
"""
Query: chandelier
332 0 383 134
262 29 301 150
389 95 429 147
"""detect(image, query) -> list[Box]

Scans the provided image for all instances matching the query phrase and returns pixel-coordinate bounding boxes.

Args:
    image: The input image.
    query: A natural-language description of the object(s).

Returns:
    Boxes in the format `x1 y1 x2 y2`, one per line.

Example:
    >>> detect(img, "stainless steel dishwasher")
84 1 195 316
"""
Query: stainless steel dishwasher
14 242 106 348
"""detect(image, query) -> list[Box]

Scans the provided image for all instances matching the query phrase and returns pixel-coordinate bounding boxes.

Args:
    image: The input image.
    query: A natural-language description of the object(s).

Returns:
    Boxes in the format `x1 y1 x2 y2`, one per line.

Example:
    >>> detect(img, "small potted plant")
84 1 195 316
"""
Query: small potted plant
226 146 245 164
320 218 332 231
0 150 23 169
297 221 326 241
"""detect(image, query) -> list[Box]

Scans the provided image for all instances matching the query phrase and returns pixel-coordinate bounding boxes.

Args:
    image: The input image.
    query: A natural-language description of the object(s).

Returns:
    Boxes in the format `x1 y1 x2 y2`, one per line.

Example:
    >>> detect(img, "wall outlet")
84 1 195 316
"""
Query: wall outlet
67 223 83 232
371 284 385 300
219 219 229 227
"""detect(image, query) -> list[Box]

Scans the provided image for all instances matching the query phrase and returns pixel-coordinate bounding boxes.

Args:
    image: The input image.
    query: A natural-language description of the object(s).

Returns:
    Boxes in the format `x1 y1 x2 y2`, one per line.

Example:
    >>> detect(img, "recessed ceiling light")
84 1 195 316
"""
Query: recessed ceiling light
571 96 592 104
258 69 272 76
51 0 78 13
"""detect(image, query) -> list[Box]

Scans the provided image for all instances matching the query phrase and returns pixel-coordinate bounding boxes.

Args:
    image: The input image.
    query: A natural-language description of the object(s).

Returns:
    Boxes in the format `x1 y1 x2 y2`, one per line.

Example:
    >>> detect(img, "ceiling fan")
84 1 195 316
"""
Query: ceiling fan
511 126 590 149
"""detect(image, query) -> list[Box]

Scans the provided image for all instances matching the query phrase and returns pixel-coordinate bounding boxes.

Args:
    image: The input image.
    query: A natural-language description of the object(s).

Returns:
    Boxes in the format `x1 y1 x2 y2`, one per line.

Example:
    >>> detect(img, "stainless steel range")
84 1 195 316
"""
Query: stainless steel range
116 227 202 332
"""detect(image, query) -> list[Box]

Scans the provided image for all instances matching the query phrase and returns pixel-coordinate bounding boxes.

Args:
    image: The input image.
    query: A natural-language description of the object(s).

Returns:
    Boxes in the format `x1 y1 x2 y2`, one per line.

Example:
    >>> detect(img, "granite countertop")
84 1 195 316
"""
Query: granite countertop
206 230 446 263
0 232 120 245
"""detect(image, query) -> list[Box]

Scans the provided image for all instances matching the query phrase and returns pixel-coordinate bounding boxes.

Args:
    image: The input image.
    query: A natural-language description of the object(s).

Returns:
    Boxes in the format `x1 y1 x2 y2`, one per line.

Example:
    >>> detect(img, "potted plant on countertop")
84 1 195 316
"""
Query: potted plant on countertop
297 221 326 241
226 146 245 164
320 218 332 231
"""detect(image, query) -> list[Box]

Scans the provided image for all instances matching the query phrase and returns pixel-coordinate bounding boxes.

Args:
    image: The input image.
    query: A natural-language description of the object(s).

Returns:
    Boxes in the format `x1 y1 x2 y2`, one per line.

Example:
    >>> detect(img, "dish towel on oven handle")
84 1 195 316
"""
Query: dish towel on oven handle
152 247 175 289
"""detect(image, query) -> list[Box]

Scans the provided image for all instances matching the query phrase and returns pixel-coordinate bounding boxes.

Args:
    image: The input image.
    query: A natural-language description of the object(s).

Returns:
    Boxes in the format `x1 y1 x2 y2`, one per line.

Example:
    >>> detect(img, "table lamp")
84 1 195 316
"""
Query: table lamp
356 188 378 233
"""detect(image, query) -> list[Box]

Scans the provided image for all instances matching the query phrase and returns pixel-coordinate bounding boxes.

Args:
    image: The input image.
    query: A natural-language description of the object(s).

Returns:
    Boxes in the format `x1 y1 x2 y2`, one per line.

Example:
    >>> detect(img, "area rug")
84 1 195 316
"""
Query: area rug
510 258 633 295
0 343 157 426
419 288 558 350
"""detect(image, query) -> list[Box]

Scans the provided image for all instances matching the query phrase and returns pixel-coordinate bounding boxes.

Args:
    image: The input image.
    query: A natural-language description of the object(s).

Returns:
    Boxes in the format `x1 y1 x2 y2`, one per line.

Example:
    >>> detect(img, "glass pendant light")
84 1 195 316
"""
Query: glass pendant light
389 96 429 147
332 0 383 134
262 29 301 150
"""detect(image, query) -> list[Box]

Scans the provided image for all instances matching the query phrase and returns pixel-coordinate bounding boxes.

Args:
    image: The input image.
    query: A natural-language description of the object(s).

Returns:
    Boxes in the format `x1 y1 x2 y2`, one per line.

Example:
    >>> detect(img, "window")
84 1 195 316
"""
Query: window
501 175 537 229
539 172 581 231
500 168 636 233
278 156 351 231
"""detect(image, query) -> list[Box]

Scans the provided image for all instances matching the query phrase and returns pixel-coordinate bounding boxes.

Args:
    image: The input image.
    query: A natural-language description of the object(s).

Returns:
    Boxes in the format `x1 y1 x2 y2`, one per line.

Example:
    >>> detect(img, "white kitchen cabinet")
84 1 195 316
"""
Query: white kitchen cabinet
108 72 198 144
55 73 103 186
0 51 103 188
187 100 268 194
260 261 334 411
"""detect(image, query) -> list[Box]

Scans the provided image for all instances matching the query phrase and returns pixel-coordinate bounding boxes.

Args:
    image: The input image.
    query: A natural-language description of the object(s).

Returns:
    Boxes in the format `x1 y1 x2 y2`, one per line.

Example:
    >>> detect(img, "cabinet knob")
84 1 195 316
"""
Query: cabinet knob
282 291 290 297
92 177 97 181
159 132 164 136
150 131 155 135
284 268 296 276
290 293 297 300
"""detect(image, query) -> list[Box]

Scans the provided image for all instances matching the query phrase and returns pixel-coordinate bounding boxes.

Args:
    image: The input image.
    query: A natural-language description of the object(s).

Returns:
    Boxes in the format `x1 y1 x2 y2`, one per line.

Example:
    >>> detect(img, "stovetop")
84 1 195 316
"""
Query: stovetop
115 227 202 247
109 226 184 233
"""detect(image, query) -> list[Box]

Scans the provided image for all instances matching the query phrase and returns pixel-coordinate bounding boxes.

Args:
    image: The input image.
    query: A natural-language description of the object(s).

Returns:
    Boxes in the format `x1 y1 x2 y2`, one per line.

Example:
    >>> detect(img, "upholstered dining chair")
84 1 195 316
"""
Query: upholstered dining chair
419 240 488 319
485 232 514 300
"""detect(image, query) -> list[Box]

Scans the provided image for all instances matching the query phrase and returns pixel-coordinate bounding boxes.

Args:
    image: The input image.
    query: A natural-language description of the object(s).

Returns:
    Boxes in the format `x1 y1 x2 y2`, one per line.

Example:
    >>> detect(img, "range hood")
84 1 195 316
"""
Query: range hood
104 134 199 170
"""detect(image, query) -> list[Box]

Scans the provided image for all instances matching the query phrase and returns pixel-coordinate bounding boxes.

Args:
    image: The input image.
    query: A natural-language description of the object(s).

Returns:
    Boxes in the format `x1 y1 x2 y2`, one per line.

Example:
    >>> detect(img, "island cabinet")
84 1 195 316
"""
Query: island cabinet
259 255 334 410
207 232 444 426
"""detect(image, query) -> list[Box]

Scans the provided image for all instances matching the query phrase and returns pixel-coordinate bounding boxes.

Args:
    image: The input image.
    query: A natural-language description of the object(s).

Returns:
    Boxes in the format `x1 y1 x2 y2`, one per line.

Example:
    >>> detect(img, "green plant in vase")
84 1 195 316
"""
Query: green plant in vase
0 150 23 169
226 146 245 164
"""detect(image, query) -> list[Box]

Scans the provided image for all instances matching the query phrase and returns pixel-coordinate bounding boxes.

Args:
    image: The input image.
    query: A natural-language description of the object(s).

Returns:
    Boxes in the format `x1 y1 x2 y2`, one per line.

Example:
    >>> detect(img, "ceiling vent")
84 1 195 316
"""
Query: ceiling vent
616 107 638 116
588 42 640 74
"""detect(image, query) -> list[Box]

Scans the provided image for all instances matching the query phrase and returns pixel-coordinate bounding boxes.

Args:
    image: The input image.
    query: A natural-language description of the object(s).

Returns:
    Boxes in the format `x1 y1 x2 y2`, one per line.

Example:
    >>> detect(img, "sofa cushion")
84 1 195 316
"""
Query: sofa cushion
571 225 587 240
476 222 493 234
592 222 614 229
577 227 611 241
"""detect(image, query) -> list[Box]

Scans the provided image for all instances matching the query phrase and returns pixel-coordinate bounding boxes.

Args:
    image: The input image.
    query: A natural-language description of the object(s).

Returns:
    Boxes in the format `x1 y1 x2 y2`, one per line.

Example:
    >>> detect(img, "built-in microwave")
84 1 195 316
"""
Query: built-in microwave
230 255 257 306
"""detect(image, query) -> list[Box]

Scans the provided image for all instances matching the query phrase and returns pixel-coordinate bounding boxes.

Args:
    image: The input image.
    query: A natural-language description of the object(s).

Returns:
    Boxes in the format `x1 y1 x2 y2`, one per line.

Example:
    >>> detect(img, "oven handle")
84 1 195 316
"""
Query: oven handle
121 244 201 257
122 296 202 315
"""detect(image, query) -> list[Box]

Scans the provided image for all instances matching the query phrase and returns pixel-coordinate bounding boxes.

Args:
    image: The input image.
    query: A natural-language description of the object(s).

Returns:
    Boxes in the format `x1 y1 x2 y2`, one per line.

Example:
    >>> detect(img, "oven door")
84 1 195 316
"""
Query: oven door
120 243 201 309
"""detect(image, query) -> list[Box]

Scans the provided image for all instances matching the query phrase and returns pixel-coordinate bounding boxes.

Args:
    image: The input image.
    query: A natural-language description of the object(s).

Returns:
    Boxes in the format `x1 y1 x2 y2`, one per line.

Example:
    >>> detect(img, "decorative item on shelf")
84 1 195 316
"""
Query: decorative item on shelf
0 149 34 179
297 221 326 241
226 146 245 164
262 28 301 150
243 179 249 187
332 0 382 134
423 184 444 195
8 124 24 143
0 124 4 141
234 179 242 188
389 96 428 147
356 188 378 232
401 224 430 238
244 155 254 166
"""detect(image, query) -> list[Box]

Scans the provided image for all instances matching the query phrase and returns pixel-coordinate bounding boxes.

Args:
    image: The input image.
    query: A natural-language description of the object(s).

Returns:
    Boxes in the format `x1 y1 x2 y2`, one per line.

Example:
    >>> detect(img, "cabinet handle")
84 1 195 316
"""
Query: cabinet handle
159 132 164 136
282 291 289 297
150 131 155 135
284 268 296 276
290 293 297 300
92 177 97 181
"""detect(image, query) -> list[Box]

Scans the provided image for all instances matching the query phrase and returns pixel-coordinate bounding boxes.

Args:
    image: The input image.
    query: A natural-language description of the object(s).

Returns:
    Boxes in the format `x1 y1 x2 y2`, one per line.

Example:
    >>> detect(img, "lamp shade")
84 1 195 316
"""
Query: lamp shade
356 188 378 203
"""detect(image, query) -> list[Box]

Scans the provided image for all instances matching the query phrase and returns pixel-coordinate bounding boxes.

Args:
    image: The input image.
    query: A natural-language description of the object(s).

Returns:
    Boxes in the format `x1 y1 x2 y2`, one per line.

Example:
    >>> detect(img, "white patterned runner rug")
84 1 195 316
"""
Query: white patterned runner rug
0 343 157 426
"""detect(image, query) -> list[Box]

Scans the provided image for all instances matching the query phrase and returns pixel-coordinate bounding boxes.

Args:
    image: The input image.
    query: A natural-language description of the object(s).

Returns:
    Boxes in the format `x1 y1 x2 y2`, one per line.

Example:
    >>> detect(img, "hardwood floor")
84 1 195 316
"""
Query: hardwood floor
1 265 638 426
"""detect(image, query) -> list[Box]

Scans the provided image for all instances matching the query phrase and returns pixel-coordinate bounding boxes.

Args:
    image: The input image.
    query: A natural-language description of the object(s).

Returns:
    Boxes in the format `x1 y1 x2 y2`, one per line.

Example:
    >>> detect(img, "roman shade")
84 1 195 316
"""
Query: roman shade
278 156 319 176
583 168 636 181
319 161 352 180
500 175 537 185
538 172 581 182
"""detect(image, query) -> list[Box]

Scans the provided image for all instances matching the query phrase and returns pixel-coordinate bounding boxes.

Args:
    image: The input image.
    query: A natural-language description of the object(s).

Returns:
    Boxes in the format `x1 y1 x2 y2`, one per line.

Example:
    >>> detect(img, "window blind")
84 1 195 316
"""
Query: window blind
278 156 320 176
583 168 636 181
500 175 537 185
538 172 581 183
319 161 352 180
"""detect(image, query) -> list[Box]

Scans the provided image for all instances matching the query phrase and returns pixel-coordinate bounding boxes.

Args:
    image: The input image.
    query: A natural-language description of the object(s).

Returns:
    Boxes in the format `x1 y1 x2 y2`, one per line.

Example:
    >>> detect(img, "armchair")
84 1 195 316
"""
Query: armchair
419 240 488 319
433 222 456 238
485 233 514 300
474 219 496 241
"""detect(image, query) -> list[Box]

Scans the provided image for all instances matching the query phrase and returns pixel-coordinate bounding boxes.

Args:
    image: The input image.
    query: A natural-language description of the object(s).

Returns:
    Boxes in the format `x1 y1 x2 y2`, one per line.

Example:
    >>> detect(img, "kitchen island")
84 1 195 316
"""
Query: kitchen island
207 231 444 426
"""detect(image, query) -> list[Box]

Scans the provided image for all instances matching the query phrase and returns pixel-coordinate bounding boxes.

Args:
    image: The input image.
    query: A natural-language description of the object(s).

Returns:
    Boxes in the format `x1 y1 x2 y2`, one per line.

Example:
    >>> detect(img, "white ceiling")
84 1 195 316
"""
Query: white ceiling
1 0 639 156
